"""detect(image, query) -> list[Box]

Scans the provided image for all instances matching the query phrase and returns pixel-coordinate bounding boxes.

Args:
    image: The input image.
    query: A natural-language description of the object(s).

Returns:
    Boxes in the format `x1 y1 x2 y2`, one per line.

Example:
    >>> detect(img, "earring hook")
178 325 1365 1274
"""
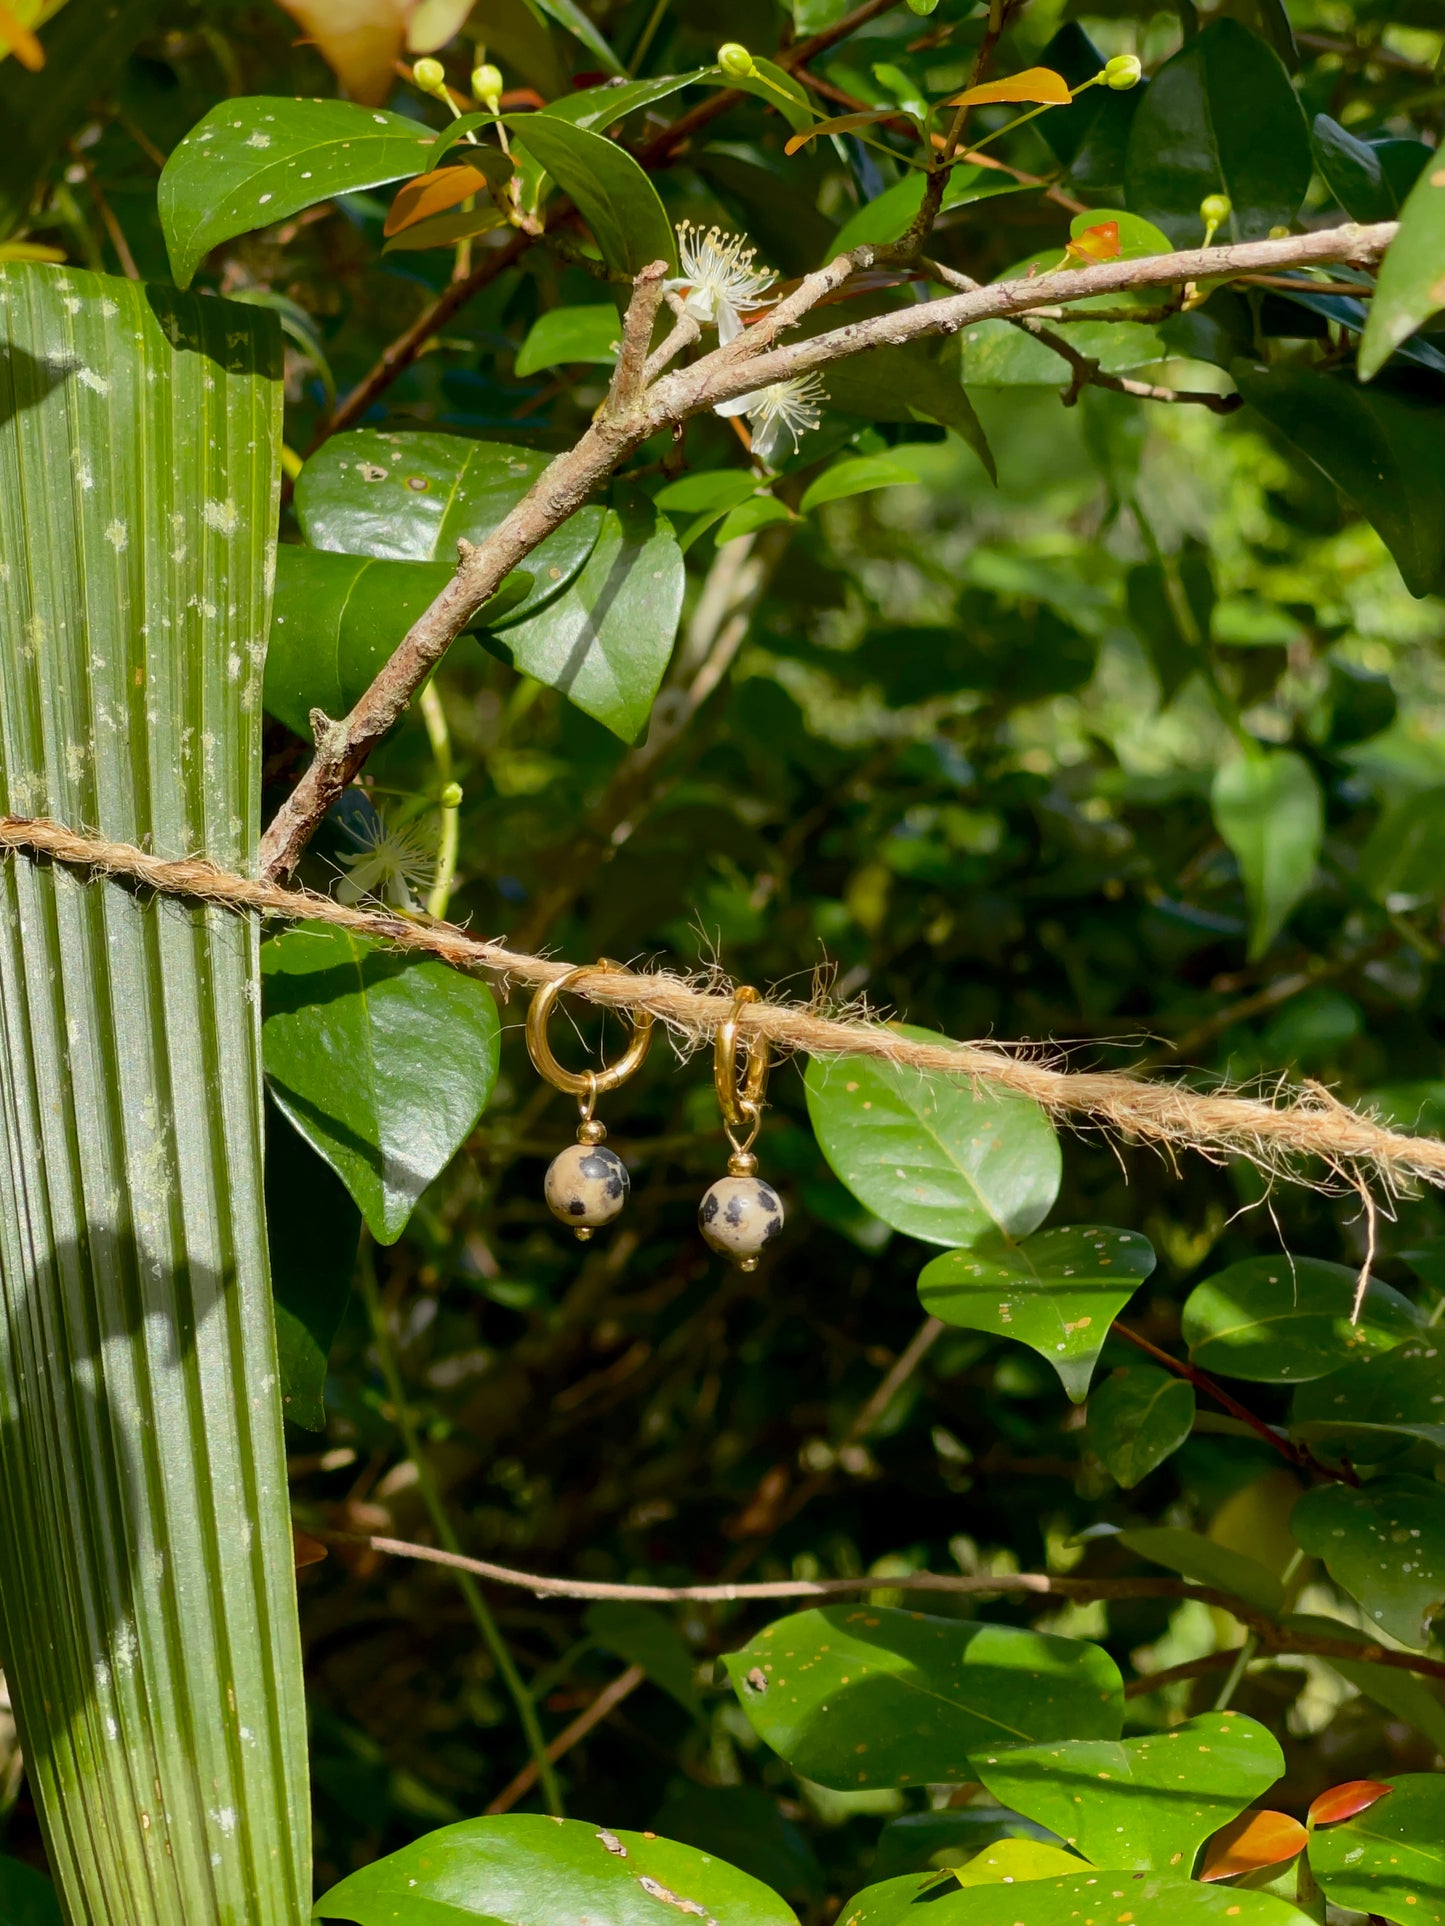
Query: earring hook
526 960 653 1105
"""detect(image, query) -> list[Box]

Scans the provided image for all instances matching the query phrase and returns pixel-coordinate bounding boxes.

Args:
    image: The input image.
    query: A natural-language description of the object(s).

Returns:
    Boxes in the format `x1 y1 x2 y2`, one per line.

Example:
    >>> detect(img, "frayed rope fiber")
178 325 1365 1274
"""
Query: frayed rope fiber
4 812 1444 1190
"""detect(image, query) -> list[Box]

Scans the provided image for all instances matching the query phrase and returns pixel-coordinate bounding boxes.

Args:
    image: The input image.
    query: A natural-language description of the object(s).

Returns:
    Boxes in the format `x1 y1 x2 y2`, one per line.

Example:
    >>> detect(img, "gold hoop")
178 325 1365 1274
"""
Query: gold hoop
715 985 770 1141
525 960 653 1102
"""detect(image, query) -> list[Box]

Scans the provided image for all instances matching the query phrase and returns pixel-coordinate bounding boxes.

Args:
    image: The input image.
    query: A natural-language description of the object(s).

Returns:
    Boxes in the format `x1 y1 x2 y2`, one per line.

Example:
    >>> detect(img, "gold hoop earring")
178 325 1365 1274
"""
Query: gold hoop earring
526 961 653 1241
699 986 784 1270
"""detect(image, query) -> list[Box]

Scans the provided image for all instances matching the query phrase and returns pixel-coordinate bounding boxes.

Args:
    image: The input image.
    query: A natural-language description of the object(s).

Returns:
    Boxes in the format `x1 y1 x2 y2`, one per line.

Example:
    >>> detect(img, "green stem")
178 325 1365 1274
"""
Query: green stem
628 0 670 74
1212 1634 1256 1710
420 679 461 920
358 1252 564 1815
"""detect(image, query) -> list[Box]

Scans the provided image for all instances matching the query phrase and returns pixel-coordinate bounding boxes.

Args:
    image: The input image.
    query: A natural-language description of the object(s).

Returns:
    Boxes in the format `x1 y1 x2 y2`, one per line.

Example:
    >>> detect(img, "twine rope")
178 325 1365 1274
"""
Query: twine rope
4 812 1443 1189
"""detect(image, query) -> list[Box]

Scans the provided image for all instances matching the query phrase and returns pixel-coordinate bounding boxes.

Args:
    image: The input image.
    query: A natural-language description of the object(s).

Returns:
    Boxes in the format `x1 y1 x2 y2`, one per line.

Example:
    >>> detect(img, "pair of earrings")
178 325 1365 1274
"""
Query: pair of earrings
525 966 785 1270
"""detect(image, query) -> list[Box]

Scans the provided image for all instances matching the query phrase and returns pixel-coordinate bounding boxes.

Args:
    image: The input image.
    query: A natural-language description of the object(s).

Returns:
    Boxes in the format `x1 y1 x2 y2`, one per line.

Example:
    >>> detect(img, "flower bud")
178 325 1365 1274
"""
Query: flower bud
1268 224 1290 239
1103 53 1142 89
440 781 464 809
718 41 757 78
412 57 448 98
1200 193 1232 227
471 62 504 108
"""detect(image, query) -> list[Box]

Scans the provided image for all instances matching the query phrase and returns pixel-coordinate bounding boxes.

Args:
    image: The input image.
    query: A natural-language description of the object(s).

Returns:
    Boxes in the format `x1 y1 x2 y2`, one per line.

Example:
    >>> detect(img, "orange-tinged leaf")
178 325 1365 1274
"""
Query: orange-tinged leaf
384 164 496 236
1200 1811 1308 1882
275 0 406 106
785 108 897 154
1309 1781 1394 1828
1065 221 1121 263
949 66 1072 109
0 0 45 69
382 203 508 252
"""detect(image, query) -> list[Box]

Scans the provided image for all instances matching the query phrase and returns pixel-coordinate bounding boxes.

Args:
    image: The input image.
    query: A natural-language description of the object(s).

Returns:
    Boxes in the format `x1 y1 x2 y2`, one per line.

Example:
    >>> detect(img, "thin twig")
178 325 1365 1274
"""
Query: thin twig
485 1666 644 1815
606 261 669 413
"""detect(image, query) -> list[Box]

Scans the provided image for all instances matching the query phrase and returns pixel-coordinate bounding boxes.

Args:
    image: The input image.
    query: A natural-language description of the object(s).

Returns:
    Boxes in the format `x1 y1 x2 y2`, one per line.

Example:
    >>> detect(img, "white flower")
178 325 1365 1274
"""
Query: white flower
716 372 827 467
334 808 435 911
665 222 776 344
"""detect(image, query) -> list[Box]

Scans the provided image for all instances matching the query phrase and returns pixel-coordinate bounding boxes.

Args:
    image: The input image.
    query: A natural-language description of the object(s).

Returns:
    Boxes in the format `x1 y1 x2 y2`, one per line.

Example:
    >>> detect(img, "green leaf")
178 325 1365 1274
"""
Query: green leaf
0 263 307 1925
716 494 795 544
961 315 1167 387
541 69 709 130
845 1874 1311 1926
1310 1774 1445 1926
1312 116 1431 225
1071 207 1174 259
261 923 501 1244
725 1605 1123 1792
1283 1614 1445 1754
315 1813 797 1926
0 1857 62 1926
1089 1364 1195 1487
265 1099 360 1433
827 168 1033 259
529 0 624 75
650 1785 823 1909
265 547 530 739
295 429 603 627
1360 154 1445 380
0 0 161 240
515 304 620 376
1234 365 1445 598
821 341 996 482
1124 19 1311 244
655 471 758 514
488 489 684 741
1291 1337 1445 1459
918 1226 1157 1401
1210 747 1323 959
975 1712 1285 1871
727 55 815 135
1291 1477 1445 1647
583 1601 702 1715
1182 1257 1422 1383
1360 787 1445 903
507 112 676 279
871 1811 1056 1884
800 456 918 514
804 1029 1061 1248
159 98 438 289
1118 1525 1285 1616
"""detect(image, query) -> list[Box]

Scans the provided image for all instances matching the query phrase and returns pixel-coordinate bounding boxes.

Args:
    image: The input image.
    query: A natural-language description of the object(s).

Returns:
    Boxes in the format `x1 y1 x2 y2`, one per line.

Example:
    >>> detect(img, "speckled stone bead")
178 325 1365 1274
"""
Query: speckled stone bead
698 1175 784 1268
544 1142 630 1236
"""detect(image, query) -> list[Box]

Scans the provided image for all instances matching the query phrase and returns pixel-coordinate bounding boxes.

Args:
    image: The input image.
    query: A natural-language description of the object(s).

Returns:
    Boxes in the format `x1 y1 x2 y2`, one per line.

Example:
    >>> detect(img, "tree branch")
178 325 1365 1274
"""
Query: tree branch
259 219 1396 880
606 260 669 414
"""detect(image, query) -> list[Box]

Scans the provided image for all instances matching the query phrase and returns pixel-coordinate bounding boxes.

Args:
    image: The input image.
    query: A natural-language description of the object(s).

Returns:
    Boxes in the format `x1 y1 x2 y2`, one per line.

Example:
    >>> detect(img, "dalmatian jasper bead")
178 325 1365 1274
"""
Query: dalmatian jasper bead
544 1142 629 1237
698 1176 784 1268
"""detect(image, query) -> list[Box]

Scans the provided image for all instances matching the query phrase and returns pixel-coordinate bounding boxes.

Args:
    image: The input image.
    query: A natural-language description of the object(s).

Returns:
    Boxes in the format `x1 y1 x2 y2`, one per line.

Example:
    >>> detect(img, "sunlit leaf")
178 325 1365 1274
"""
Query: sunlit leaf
1308 1782 1394 1828
1089 1364 1195 1488
1309 1775 1445 1926
843 1871 1313 1926
1118 1526 1285 1616
1360 153 1445 379
383 161 505 236
785 108 898 154
950 67 1071 108
1182 1257 1422 1383
1065 220 1120 262
1291 1478 1445 1648
274 0 408 107
1211 747 1323 960
1199 1812 1308 1881
515 303 620 376
508 109 675 277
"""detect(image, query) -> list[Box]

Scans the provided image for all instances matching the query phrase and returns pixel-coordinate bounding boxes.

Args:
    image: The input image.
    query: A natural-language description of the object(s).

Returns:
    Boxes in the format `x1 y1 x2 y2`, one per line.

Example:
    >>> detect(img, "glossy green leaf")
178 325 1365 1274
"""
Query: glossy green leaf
265 1099 360 1433
1283 1615 1445 1754
870 1811 1056 1884
0 1858 62 1926
315 1813 797 1926
918 1225 1157 1400
508 112 676 279
955 1842 1089 1885
0 0 160 239
295 429 602 627
1234 365 1445 598
716 494 795 544
843 1869 1313 1926
0 264 307 1926
261 923 500 1244
800 457 917 514
1291 1477 1445 1647
541 69 709 130
1070 207 1173 259
1124 19 1310 243
1182 1257 1422 1383
650 1785 823 1908
976 1712 1285 1871
725 1604 1123 1791
514 304 620 376
489 489 684 741
1291 1337 1445 1458
961 314 1167 387
159 98 438 289
1312 116 1431 225
727 56 815 135
827 167 1034 259
1309 1774 1445 1926
529 0 624 74
1089 1364 1195 1487
584 1601 702 1716
265 547 530 739
1211 748 1323 959
1360 787 1445 903
1118 1525 1285 1616
805 1030 1061 1248
1361 154 1445 379
821 341 996 482
655 471 758 514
